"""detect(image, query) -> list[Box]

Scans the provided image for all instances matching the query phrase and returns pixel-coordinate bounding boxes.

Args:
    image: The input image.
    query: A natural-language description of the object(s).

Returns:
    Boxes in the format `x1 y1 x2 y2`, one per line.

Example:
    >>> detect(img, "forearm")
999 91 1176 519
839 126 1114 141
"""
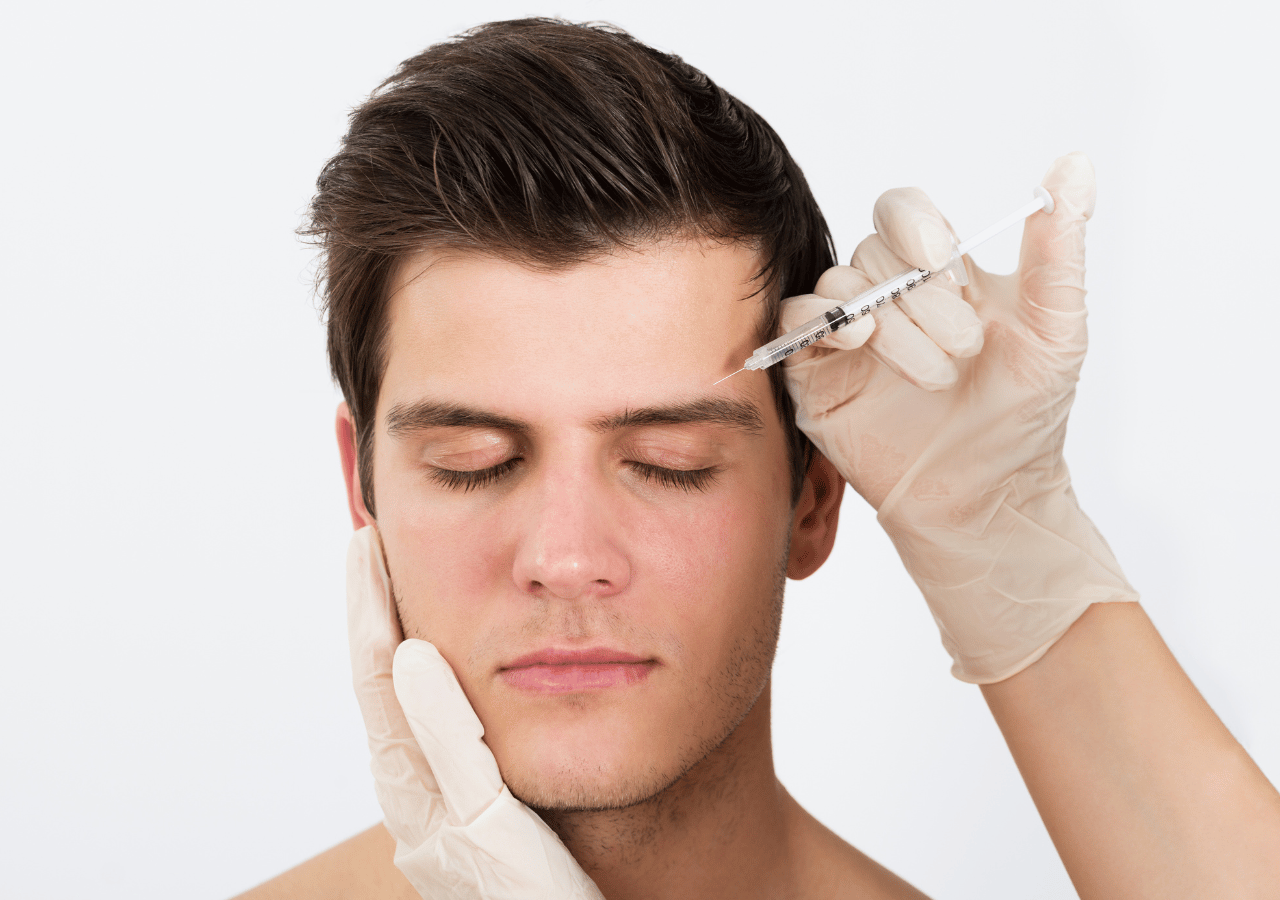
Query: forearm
981 601 1280 898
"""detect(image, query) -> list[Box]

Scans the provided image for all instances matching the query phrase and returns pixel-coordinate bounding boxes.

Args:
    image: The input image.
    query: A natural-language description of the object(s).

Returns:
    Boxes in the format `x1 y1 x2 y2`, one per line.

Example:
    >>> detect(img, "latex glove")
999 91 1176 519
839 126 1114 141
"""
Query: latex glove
781 153 1138 683
346 526 604 899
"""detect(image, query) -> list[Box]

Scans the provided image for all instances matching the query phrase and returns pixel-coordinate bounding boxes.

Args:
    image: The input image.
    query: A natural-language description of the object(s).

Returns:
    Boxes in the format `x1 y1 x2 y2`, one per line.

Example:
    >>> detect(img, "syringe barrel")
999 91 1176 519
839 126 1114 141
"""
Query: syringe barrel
746 307 852 370
747 262 950 370
739 184 1050 376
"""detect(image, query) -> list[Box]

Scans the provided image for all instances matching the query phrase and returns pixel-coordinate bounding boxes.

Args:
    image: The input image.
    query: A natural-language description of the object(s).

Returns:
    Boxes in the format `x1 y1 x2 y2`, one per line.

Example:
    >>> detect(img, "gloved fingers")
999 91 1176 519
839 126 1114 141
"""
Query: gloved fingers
812 264 865 302
347 526 405 731
347 526 446 846
393 639 506 829
872 186 956 273
425 787 606 899
895 286 984 358
851 233 982 358
778 290 876 420
778 290 876 361
1017 152 1096 315
864 302 960 392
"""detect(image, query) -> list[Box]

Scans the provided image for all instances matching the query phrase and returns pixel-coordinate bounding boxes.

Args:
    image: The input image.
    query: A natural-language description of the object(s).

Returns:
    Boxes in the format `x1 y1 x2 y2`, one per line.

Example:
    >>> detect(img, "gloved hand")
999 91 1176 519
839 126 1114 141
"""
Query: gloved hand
346 526 604 899
780 152 1138 683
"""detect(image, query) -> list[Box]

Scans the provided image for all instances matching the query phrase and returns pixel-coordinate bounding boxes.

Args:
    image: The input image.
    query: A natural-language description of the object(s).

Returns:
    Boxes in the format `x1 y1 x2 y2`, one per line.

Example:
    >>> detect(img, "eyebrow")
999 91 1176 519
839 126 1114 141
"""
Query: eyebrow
385 401 530 438
383 397 764 438
590 397 764 435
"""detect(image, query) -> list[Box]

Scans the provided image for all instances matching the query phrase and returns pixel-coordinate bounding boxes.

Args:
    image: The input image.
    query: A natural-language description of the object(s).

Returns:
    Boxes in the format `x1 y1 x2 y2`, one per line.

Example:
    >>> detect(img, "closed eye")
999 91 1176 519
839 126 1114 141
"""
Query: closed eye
430 457 522 492
429 459 719 493
630 462 720 493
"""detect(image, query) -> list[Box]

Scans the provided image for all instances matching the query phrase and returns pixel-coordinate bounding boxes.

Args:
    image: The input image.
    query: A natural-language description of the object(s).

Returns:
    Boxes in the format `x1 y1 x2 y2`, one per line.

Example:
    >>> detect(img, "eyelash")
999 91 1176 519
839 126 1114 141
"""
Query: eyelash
630 463 720 493
430 458 522 492
428 460 720 493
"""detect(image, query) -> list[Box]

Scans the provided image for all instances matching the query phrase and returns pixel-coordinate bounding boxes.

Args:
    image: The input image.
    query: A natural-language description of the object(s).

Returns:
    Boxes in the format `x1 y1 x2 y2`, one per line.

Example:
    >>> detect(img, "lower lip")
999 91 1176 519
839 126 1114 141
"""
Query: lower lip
500 662 655 693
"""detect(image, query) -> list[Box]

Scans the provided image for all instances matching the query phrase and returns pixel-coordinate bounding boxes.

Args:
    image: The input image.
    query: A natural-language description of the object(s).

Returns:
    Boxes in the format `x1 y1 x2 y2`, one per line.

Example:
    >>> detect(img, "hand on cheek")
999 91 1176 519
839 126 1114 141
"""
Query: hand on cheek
346 526 604 899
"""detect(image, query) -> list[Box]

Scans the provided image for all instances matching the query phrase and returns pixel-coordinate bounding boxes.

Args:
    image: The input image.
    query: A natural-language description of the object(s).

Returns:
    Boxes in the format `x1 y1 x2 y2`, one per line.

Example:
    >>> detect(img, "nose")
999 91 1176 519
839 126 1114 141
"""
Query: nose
510 466 631 602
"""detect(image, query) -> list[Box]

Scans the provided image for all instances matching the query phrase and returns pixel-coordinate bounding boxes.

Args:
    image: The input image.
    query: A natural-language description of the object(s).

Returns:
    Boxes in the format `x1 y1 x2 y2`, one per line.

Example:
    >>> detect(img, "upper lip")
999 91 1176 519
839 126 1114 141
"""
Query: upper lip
502 647 654 669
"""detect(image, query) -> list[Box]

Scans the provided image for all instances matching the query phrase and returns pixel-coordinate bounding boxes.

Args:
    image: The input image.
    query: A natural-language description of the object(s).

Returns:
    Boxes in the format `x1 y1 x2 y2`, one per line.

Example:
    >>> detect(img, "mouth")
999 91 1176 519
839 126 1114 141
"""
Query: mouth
499 647 657 693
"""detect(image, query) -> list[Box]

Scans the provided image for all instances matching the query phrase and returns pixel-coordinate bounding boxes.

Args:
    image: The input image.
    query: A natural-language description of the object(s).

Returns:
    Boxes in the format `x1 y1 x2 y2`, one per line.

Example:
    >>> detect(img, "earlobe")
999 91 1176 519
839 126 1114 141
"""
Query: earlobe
336 402 376 530
786 451 845 580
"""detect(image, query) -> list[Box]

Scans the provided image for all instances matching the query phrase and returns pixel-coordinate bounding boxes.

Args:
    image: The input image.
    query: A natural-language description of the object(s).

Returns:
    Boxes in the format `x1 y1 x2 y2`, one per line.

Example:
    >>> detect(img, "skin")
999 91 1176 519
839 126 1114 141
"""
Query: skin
233 236 932 898
981 602 1280 898
359 236 804 815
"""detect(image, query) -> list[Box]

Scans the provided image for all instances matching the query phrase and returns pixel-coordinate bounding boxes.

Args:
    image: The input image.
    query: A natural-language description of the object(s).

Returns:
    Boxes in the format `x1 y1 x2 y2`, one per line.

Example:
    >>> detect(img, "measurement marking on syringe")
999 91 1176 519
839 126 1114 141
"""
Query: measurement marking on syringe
721 185 1054 381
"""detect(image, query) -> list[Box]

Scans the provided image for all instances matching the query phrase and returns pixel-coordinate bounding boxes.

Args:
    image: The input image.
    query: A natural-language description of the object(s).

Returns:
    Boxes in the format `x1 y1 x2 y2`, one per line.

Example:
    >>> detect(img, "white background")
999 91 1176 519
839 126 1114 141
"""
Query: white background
2 1 1277 897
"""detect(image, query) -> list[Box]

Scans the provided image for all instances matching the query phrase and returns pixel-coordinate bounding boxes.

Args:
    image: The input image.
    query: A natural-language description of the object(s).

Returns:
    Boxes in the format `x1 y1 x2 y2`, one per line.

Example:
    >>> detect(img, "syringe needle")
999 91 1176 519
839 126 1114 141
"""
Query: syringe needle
714 368 746 386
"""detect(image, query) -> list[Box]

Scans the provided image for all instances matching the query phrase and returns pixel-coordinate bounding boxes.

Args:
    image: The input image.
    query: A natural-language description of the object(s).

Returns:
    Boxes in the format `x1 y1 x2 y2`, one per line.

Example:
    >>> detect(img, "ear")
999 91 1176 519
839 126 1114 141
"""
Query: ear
787 450 844 579
336 401 376 530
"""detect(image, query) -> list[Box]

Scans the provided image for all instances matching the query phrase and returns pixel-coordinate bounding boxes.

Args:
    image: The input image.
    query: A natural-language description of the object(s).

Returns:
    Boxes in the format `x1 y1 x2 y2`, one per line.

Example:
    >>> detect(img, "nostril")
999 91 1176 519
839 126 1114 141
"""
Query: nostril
514 530 632 600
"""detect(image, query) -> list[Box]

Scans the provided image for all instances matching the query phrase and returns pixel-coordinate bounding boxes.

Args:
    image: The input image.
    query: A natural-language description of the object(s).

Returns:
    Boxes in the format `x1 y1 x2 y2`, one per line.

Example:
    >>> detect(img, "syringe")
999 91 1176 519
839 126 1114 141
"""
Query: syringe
719 186 1056 382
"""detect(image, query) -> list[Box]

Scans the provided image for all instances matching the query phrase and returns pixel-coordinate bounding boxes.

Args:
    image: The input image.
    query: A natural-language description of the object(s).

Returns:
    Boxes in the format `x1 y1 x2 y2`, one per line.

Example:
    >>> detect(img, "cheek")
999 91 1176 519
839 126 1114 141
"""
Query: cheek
374 471 513 656
628 478 789 650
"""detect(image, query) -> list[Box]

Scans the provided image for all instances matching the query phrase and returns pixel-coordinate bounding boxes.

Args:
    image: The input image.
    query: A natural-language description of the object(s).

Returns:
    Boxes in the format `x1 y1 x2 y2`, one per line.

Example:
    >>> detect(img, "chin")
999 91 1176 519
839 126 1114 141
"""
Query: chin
497 733 678 812
507 766 674 812
491 706 743 813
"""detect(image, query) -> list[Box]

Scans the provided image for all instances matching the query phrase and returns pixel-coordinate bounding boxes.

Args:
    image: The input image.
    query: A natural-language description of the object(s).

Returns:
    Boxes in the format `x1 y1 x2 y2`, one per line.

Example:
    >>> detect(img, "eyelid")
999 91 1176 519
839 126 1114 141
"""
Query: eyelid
615 435 727 493
420 429 519 468
421 430 728 494
620 435 724 468
428 458 721 494
629 462 721 493
430 457 522 492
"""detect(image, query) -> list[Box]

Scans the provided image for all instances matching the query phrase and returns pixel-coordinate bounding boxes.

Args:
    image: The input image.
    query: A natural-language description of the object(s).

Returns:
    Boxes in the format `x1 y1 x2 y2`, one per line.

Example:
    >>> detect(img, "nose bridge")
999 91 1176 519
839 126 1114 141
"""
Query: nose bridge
512 451 631 601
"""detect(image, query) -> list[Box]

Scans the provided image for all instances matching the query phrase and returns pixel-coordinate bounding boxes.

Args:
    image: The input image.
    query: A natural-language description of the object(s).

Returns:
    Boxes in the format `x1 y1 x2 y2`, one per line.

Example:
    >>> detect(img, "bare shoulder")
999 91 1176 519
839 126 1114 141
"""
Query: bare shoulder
229 823 419 900
784 790 934 900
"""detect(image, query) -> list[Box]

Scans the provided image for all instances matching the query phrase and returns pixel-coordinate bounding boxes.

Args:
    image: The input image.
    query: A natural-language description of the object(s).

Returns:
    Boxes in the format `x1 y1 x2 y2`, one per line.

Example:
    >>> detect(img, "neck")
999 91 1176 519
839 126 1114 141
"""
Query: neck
538 682 795 900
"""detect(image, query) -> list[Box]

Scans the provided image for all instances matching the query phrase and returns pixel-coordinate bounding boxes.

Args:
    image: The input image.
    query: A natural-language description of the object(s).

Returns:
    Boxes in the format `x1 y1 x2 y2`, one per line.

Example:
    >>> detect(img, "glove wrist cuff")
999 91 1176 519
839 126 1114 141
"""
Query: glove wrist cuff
879 492 1139 683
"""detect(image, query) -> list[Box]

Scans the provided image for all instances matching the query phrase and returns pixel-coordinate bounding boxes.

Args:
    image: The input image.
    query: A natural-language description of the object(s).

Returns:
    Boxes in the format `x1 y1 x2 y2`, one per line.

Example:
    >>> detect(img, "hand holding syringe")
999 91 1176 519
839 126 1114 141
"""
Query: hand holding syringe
772 151 1141 681
719 186 1055 381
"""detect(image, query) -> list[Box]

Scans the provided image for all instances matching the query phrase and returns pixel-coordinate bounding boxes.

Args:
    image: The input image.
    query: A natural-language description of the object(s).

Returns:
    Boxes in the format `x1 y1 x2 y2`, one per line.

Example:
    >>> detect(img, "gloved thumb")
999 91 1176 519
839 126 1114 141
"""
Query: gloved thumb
393 639 506 828
1016 151 1096 315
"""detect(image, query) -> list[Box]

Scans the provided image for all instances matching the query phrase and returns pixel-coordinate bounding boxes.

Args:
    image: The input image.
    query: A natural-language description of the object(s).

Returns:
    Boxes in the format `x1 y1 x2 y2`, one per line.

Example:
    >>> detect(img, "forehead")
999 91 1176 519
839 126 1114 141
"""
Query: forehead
379 238 771 419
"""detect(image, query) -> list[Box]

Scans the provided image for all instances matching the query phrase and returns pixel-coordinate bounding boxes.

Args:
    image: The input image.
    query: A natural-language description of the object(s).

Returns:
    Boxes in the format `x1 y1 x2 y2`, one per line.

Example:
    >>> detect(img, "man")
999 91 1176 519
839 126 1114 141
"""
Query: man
238 18 1280 899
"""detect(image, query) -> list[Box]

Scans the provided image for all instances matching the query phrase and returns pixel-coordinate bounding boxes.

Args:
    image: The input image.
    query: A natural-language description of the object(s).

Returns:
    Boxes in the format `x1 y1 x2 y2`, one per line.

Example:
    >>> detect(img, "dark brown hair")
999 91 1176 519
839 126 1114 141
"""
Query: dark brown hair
304 18 834 514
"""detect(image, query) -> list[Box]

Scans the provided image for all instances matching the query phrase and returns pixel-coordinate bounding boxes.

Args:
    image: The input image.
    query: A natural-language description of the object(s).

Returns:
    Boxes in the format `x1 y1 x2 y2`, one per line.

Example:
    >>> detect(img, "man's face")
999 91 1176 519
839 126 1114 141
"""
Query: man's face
367 237 803 810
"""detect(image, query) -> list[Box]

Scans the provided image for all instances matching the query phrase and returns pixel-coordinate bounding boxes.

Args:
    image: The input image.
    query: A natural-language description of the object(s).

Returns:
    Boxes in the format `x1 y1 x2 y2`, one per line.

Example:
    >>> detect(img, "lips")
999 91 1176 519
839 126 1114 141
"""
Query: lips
503 647 652 668
500 647 656 693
